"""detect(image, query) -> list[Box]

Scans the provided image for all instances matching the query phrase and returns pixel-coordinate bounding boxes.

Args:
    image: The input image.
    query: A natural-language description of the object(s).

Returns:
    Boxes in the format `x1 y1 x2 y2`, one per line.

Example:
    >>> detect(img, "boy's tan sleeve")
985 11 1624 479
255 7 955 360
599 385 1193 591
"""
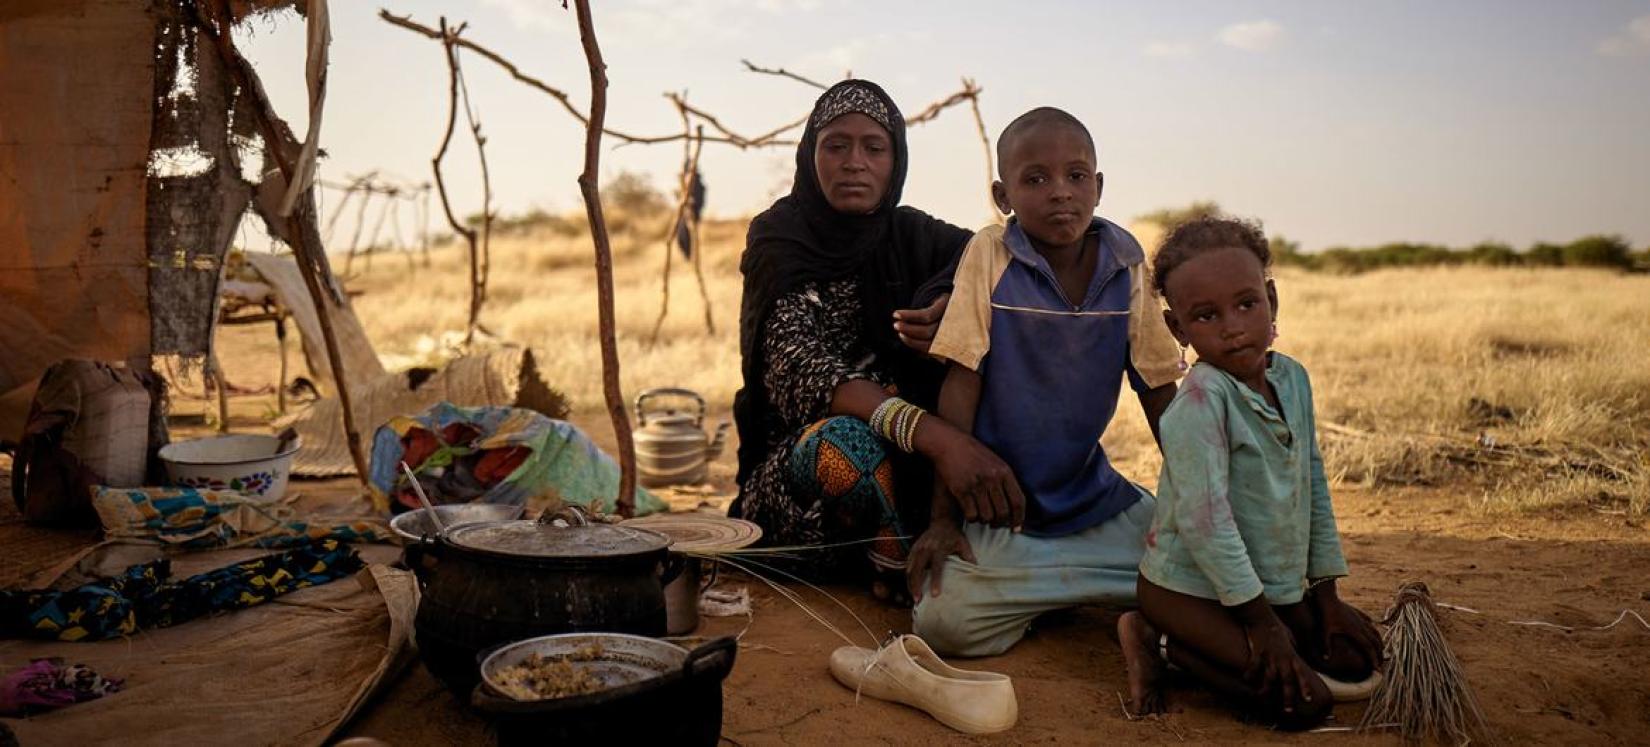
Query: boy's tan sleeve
1128 261 1183 389
928 224 1009 372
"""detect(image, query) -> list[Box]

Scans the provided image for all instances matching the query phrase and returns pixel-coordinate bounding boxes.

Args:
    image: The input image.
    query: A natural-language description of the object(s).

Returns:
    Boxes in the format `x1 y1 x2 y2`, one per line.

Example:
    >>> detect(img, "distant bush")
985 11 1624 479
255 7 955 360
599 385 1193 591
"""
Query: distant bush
1466 241 1519 267
1560 235 1632 269
1266 236 1640 274
1526 242 1565 267
604 171 668 218
1134 200 1222 232
1134 201 1642 273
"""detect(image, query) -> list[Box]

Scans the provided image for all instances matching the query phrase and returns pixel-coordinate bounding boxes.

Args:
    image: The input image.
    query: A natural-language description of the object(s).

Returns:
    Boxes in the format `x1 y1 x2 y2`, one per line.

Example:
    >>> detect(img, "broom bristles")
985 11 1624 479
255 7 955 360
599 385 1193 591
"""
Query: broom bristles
1360 581 1493 745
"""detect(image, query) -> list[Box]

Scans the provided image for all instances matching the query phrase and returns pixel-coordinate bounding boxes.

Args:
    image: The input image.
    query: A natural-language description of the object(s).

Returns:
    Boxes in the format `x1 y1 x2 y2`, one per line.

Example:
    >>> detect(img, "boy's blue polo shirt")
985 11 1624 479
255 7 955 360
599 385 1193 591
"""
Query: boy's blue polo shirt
928 218 1183 537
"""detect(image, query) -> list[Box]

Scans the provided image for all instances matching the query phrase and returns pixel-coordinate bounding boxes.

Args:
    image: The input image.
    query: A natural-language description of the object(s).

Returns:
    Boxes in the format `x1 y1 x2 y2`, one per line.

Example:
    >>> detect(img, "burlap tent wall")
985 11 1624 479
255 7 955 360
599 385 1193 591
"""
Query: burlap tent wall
0 0 157 440
0 0 301 442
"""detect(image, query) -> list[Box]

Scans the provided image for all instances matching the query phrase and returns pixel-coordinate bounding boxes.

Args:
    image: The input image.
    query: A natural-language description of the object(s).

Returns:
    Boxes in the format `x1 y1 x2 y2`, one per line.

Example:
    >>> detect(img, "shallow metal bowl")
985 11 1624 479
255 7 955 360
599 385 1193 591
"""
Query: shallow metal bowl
389 503 525 543
478 632 688 702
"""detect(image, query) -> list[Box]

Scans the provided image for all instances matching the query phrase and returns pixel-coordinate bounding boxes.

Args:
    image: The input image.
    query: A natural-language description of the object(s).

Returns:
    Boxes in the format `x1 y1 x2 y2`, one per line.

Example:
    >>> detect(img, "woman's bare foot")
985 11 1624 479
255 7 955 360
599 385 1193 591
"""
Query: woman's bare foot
1118 611 1168 716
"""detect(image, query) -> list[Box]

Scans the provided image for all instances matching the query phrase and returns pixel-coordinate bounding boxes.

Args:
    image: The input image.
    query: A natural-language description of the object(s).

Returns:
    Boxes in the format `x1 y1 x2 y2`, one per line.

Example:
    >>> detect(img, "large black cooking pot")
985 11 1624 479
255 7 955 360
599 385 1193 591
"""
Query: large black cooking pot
405 507 680 693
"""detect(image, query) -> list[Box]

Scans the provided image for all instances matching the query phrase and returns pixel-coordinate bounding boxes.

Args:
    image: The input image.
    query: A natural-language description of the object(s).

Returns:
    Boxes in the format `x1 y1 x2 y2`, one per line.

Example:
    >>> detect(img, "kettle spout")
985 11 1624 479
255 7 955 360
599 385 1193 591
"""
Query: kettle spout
707 421 731 461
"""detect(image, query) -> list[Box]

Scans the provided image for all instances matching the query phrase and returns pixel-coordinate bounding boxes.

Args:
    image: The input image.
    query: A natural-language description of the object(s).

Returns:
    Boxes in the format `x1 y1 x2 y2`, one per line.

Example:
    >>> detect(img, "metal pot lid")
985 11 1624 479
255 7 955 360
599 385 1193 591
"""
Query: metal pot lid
444 519 671 558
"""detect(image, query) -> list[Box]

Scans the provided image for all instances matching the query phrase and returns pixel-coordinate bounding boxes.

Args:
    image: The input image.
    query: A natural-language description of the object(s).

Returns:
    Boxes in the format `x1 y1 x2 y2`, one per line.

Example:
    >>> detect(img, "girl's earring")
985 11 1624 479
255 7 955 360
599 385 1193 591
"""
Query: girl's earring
1270 322 1279 344
1177 344 1189 372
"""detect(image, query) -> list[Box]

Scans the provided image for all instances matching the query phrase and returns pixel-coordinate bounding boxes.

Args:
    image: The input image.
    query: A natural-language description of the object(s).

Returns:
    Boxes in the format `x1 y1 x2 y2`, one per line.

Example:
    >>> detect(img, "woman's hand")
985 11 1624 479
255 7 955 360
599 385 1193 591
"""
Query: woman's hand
894 293 949 354
906 518 975 601
1312 583 1385 669
1237 600 1317 713
925 426 1026 529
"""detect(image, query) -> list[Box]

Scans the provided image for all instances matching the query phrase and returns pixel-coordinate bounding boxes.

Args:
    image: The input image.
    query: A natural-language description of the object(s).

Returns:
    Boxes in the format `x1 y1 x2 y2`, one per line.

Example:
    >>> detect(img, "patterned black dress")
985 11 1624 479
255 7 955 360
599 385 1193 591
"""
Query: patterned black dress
737 280 910 567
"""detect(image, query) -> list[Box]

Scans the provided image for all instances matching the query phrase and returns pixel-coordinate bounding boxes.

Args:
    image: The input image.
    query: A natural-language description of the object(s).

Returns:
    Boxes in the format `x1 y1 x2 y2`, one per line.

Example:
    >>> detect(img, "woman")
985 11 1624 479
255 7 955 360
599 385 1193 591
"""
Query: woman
730 79 1018 600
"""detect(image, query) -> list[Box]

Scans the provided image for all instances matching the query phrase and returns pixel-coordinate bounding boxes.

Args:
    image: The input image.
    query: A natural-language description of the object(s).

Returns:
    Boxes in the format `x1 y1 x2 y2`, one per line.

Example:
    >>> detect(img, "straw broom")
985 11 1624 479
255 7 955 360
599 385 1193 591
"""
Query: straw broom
1360 581 1492 745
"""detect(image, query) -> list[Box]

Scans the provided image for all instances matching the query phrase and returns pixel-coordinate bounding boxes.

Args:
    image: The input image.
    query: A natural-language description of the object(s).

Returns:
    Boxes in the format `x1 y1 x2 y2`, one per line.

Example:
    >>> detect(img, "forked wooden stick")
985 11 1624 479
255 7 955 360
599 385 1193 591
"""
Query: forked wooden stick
195 0 370 485
570 0 638 517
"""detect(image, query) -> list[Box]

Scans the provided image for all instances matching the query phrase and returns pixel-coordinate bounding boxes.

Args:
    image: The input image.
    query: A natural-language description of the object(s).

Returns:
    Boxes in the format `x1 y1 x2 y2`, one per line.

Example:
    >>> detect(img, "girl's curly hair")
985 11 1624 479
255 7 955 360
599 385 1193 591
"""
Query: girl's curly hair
1151 216 1271 297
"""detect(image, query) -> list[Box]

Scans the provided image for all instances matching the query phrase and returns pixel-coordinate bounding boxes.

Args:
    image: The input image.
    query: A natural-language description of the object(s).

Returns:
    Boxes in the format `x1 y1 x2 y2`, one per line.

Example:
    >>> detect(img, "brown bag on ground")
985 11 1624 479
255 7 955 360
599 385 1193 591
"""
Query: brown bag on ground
12 360 168 526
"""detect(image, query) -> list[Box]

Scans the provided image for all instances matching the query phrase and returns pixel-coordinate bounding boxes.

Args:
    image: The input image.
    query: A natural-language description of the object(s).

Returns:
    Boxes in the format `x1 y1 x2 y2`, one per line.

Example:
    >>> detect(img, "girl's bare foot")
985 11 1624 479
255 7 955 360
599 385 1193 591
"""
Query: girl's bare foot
1118 611 1168 716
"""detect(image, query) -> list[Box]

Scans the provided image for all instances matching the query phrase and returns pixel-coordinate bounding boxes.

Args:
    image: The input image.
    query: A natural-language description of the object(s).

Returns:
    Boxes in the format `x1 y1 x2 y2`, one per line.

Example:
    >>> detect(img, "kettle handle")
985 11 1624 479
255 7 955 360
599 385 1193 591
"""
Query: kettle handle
635 388 706 427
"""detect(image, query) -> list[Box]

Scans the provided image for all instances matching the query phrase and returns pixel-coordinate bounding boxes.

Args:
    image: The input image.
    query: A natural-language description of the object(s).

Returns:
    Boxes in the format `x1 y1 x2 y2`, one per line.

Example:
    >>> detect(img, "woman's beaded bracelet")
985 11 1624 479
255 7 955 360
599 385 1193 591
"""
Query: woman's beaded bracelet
869 396 926 453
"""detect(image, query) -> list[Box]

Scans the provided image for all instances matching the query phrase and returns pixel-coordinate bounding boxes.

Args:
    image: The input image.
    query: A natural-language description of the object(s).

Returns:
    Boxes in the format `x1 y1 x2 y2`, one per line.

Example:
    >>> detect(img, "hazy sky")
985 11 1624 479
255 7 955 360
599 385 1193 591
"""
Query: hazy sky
241 1 1650 251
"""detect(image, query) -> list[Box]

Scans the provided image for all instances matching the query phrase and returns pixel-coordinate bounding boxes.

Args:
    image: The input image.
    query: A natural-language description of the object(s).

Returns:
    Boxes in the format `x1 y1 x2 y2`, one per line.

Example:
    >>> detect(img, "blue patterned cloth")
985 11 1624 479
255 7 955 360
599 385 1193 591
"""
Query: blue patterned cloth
0 540 362 642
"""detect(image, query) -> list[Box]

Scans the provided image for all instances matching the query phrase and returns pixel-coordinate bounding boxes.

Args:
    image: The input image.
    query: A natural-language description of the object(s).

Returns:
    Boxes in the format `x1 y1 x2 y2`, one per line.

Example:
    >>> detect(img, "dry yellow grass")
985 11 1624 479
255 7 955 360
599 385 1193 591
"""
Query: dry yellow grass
340 216 1650 516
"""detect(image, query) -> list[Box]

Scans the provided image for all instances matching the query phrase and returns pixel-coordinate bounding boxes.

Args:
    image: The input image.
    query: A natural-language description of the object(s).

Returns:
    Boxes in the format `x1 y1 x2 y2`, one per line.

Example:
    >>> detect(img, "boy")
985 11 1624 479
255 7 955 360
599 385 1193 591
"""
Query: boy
909 108 1182 657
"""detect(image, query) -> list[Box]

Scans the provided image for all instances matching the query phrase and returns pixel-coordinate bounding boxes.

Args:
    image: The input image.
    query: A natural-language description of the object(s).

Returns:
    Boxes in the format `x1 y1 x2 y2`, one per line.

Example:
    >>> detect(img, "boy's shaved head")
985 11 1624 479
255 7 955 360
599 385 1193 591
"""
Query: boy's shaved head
996 107 1096 178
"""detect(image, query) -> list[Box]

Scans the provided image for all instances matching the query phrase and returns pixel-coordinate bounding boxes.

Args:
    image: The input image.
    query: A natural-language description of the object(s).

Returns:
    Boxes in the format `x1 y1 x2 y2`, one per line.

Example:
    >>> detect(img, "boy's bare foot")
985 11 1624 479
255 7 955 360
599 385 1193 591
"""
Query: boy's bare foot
870 570 913 609
1118 611 1168 716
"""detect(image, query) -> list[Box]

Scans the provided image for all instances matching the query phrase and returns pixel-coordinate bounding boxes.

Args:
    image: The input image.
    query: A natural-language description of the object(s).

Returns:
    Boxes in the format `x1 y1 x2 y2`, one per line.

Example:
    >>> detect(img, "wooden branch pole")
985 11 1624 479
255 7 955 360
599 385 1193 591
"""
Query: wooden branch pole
571 0 638 517
275 314 289 414
196 0 369 484
419 184 433 266
429 17 484 344
906 87 976 126
687 125 715 336
321 182 356 245
343 186 371 275
962 78 1001 225
209 353 230 432
741 58 828 90
651 97 693 344
457 48 494 339
666 92 798 148
382 11 795 150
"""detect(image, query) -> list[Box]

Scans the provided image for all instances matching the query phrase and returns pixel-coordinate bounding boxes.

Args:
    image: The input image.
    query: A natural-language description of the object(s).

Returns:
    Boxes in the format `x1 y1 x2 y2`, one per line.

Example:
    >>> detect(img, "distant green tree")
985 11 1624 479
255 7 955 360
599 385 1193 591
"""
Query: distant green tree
1561 235 1632 268
1317 247 1366 273
1525 242 1565 266
1134 201 1223 231
1467 241 1519 266
1270 235 1318 269
603 171 668 219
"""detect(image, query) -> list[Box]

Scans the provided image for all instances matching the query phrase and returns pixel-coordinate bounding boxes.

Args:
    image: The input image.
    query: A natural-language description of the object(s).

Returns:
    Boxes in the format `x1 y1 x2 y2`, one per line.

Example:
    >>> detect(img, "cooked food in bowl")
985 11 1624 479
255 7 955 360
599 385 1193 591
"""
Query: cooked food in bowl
493 642 610 701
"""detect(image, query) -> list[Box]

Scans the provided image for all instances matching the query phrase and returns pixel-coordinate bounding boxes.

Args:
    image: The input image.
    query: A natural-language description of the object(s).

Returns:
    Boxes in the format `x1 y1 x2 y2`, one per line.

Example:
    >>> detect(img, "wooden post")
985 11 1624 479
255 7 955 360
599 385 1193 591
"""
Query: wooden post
208 353 229 432
430 18 487 346
964 79 1002 226
686 126 715 335
650 97 692 344
571 0 637 517
344 187 371 276
196 0 370 484
275 312 289 415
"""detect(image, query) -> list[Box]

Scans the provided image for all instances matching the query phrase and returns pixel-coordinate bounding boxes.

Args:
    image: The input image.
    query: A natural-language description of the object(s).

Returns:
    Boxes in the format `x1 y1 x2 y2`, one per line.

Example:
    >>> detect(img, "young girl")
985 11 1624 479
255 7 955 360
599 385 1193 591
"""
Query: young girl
1118 217 1383 727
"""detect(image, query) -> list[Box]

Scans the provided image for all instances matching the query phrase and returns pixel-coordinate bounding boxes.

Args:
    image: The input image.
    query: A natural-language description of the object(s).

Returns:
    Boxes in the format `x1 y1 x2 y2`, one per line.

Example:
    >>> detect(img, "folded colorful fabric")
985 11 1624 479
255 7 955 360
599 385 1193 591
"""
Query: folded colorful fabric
366 402 665 516
0 540 363 642
91 485 390 549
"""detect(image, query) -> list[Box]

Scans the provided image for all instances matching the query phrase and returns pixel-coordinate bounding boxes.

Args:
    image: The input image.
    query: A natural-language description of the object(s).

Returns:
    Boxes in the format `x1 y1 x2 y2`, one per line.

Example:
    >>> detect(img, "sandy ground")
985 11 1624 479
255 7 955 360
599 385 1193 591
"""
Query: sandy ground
4 335 1647 745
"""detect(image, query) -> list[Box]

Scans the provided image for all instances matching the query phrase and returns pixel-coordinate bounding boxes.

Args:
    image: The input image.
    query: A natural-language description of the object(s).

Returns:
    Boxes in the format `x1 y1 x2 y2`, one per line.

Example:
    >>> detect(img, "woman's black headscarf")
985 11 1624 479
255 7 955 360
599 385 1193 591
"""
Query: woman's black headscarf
734 79 971 487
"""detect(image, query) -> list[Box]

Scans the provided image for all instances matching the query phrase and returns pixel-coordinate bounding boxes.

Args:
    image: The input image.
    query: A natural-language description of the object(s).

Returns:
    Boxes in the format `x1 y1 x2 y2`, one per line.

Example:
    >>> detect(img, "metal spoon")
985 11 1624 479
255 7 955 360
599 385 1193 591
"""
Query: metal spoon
400 460 447 534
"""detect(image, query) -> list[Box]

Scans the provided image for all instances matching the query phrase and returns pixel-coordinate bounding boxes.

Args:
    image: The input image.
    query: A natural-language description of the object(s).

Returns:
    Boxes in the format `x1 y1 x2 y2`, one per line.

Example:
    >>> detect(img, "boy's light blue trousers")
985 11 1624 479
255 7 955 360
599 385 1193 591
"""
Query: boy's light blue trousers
911 490 1154 657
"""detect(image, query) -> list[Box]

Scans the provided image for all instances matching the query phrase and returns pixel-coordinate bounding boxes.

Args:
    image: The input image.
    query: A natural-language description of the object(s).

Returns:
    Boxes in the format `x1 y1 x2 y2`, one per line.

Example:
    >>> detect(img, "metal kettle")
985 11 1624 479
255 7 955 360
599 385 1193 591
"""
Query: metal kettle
633 388 729 488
